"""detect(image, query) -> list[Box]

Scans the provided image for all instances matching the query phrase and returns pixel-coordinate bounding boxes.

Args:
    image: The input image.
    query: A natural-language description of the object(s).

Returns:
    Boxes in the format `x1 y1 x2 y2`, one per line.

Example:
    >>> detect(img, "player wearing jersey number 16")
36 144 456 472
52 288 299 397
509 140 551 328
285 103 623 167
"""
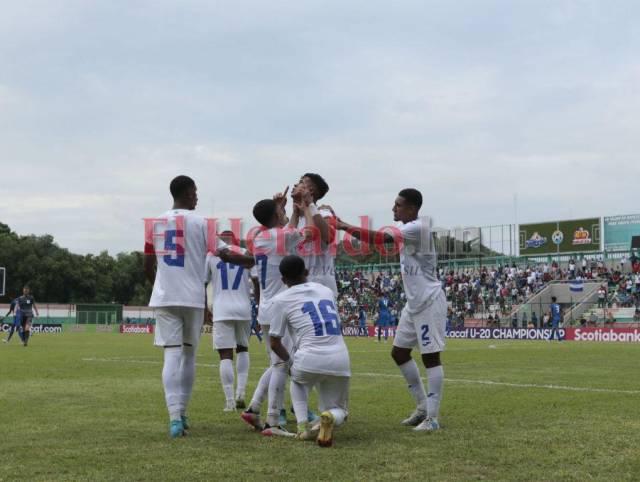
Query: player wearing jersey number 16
269 255 350 447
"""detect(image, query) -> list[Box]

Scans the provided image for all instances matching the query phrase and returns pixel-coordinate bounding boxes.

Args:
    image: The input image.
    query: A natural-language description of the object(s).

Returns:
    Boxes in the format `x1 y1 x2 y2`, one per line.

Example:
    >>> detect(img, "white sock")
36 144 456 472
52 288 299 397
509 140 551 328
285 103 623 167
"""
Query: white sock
328 408 347 427
219 359 235 403
398 360 428 412
248 367 272 413
235 351 250 400
426 365 444 420
179 344 197 416
290 380 310 426
162 347 182 421
267 364 288 426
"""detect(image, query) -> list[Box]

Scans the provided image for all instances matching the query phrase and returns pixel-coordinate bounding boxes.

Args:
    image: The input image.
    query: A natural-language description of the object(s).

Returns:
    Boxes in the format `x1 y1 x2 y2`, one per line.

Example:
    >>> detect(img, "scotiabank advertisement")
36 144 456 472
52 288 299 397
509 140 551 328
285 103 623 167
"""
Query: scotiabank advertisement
564 327 640 343
445 327 640 343
340 325 640 343
119 324 154 334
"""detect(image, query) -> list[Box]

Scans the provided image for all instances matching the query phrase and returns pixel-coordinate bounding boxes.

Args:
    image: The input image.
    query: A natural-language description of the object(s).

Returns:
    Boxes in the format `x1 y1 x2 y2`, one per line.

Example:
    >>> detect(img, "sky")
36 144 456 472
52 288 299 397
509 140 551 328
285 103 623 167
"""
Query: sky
1 0 639 255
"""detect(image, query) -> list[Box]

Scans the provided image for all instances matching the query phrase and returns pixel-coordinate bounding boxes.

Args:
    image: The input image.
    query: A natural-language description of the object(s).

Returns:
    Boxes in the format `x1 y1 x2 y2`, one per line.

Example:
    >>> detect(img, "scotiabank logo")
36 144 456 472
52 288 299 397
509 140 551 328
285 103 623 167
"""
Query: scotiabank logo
120 324 154 334
570 328 640 343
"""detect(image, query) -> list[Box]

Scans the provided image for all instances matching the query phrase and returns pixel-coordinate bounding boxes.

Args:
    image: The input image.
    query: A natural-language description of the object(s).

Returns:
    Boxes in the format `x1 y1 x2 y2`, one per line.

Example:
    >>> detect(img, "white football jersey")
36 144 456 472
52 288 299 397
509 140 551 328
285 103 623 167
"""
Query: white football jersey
269 282 350 377
398 217 442 314
253 227 304 323
149 209 226 308
205 249 255 322
296 209 338 296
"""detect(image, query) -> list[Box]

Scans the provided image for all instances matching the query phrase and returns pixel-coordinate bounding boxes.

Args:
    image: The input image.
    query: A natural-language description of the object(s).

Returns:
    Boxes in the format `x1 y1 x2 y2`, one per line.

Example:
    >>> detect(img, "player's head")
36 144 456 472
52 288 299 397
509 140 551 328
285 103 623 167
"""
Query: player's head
219 230 239 246
551 296 557 303
23 285 30 295
170 175 198 210
279 255 308 287
300 173 329 202
393 188 422 223
253 199 281 228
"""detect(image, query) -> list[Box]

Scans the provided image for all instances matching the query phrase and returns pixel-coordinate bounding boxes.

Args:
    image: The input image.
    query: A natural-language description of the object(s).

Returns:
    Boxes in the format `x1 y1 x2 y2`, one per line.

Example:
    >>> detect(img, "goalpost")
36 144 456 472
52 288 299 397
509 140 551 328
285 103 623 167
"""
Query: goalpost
0 267 5 297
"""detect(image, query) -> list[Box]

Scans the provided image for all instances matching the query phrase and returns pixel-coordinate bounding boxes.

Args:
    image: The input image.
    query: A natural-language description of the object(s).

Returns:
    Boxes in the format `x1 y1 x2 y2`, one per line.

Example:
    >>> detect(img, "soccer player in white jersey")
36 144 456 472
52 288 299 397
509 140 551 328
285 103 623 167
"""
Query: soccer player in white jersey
288 173 338 296
337 188 446 432
240 197 318 436
269 255 350 447
205 230 260 412
144 176 216 438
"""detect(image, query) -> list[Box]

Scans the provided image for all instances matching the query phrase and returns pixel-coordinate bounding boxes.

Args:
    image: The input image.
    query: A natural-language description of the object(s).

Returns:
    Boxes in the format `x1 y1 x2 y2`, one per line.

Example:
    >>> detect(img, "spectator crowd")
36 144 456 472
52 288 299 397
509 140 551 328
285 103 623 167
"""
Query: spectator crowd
335 252 640 328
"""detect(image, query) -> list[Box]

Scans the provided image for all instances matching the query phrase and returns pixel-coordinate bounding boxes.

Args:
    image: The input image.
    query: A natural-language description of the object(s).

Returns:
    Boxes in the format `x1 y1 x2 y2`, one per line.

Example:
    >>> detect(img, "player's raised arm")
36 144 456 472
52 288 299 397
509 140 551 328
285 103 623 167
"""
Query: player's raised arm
217 247 255 268
336 219 395 244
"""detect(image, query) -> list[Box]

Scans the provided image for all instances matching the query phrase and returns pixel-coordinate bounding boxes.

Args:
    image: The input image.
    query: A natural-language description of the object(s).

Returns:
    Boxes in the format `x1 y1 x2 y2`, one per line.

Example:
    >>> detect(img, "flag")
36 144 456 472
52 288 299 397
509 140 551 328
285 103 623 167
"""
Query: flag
569 279 584 293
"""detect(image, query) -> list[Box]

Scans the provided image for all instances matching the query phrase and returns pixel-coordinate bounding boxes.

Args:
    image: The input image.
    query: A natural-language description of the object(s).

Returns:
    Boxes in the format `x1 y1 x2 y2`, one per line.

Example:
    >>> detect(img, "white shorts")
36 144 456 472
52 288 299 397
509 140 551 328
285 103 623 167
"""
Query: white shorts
154 306 204 347
393 292 446 354
290 368 349 414
213 320 251 350
262 324 295 367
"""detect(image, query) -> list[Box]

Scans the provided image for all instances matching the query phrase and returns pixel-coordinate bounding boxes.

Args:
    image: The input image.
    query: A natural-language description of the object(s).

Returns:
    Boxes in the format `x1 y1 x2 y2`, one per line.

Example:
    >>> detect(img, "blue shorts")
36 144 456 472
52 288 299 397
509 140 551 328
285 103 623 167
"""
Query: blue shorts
13 311 22 326
377 315 391 327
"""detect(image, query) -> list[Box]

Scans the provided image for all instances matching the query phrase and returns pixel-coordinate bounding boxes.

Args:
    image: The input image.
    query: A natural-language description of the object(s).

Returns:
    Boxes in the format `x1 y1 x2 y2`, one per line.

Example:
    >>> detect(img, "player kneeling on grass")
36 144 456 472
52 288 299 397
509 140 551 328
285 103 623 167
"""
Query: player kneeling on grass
269 255 350 447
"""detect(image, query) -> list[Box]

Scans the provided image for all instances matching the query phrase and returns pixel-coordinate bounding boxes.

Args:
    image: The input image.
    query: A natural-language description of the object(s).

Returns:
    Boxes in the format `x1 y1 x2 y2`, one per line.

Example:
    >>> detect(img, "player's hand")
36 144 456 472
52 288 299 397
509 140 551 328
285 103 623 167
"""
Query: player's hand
292 198 307 213
273 186 289 207
336 218 350 231
318 204 336 216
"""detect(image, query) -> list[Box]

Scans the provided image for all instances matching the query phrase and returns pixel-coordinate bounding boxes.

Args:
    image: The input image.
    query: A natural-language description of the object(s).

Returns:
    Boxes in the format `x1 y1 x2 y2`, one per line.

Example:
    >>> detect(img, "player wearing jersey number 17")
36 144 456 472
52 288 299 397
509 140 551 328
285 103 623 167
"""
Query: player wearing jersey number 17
205 230 260 412
269 255 350 447
337 188 446 432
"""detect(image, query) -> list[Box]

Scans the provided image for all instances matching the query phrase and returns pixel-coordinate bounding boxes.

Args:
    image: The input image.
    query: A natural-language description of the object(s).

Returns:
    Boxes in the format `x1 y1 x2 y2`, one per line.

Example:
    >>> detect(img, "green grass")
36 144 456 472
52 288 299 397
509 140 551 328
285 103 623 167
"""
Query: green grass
1 333 639 481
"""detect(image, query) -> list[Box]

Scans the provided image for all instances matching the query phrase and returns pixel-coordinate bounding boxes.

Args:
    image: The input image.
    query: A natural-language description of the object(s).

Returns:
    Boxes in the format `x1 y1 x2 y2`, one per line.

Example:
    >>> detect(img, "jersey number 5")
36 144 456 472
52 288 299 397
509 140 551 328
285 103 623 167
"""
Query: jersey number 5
163 230 185 267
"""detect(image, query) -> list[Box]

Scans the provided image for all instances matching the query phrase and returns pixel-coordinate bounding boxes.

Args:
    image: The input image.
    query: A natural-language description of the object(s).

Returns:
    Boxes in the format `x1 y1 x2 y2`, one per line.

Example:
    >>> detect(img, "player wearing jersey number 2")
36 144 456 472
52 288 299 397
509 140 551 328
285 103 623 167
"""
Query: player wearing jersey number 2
337 188 446 432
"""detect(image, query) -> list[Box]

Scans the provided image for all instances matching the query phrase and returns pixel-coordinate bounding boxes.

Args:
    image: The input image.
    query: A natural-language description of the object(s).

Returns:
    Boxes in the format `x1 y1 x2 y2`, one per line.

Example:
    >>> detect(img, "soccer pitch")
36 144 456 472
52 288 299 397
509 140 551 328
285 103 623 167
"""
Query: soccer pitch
1 334 638 481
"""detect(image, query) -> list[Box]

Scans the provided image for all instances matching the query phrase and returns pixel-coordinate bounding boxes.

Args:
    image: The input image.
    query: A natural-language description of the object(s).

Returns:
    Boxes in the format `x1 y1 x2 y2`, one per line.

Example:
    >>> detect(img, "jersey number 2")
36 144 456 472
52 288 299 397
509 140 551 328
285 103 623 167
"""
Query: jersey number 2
421 324 430 346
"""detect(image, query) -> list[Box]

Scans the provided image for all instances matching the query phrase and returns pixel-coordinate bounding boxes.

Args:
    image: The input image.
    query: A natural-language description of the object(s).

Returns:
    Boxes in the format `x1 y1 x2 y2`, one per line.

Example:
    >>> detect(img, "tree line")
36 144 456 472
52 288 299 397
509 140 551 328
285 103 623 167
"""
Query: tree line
0 220 401 305
0 223 152 305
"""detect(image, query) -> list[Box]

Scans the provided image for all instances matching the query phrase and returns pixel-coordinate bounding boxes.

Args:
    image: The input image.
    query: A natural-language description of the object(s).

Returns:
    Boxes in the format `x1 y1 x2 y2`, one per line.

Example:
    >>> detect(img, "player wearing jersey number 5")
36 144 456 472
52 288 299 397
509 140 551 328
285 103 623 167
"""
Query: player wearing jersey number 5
269 255 350 447
337 188 446 432
144 176 243 438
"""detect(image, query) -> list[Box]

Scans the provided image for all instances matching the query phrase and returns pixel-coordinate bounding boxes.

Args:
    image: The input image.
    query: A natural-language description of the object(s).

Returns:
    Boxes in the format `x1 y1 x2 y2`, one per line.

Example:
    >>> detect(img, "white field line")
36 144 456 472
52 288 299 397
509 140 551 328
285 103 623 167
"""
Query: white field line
356 372 640 395
81 357 640 395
